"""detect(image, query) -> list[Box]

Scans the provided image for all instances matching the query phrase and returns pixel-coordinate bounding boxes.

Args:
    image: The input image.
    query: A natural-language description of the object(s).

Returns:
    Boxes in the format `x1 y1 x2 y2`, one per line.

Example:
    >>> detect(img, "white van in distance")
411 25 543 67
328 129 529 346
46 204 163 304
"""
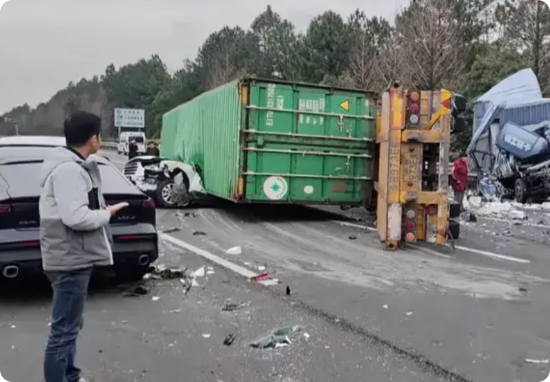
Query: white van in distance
117 132 147 156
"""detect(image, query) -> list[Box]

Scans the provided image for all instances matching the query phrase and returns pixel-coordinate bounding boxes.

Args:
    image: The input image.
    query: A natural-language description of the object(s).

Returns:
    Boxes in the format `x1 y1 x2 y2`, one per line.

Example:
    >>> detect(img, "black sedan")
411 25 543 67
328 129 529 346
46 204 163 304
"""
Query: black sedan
0 136 158 281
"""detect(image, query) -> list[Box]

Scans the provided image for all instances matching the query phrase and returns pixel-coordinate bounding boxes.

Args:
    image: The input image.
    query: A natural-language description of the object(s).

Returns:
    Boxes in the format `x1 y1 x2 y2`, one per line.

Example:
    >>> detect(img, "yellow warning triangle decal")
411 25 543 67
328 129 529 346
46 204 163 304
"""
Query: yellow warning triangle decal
339 99 350 112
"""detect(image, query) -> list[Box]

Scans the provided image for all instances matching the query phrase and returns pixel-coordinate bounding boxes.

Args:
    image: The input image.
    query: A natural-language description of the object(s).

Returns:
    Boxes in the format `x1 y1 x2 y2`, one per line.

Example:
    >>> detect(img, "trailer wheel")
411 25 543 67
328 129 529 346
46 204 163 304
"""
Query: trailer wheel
449 220 460 240
514 178 528 204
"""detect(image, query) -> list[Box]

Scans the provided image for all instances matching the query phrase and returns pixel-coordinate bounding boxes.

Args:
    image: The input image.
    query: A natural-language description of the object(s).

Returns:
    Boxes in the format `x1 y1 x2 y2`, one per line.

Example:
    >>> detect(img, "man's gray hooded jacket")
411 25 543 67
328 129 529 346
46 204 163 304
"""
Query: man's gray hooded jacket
39 147 113 271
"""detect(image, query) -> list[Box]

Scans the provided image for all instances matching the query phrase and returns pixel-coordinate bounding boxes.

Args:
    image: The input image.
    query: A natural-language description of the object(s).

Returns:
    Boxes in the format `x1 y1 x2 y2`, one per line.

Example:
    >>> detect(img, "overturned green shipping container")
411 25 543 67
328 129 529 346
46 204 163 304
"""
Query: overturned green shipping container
160 78 376 205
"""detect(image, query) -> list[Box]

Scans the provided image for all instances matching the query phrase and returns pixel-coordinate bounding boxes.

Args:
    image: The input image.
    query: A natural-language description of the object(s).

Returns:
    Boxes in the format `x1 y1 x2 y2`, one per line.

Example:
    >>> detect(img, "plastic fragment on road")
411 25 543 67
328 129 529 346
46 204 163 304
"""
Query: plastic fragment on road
123 285 148 297
223 333 236 346
193 231 207 236
194 267 205 278
258 279 280 286
202 333 211 339
251 273 270 282
221 302 249 312
226 246 243 255
249 325 302 349
525 358 549 364
257 265 266 271
207 267 215 275
152 296 160 301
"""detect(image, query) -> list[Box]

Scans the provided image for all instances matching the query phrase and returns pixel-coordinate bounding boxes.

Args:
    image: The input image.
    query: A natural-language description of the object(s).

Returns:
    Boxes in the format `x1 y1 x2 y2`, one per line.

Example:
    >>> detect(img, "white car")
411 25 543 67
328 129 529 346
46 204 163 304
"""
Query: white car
123 156 204 208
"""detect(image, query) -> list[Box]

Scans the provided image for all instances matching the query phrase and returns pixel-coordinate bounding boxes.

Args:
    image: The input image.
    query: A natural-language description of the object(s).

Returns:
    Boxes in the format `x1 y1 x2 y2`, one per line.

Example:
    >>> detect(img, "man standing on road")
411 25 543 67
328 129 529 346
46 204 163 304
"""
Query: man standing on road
128 139 138 160
39 111 126 382
452 152 469 211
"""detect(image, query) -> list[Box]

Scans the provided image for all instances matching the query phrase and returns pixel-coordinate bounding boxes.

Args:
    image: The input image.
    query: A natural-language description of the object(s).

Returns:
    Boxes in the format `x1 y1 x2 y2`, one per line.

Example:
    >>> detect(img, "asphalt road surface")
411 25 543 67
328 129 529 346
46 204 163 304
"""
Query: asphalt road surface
1 152 549 382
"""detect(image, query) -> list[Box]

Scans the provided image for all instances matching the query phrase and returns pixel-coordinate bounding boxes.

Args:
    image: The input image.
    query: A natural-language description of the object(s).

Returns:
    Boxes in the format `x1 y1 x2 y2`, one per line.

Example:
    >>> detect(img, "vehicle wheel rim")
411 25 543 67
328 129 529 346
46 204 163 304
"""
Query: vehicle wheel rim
161 183 174 204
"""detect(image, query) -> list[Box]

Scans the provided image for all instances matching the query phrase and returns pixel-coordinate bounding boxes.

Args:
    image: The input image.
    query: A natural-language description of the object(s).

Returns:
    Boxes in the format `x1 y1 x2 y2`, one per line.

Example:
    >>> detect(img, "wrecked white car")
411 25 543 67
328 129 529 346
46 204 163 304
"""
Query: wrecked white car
123 156 205 208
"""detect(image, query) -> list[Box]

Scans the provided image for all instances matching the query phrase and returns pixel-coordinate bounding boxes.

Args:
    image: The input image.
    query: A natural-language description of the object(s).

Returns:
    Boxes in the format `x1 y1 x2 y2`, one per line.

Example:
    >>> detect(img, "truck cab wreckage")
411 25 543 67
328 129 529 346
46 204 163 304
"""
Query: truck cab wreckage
468 68 550 203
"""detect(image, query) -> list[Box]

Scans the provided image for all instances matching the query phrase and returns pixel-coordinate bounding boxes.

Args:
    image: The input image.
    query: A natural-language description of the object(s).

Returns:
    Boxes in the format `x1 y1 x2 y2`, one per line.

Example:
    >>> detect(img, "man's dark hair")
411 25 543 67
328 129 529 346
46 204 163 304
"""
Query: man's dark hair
64 111 101 147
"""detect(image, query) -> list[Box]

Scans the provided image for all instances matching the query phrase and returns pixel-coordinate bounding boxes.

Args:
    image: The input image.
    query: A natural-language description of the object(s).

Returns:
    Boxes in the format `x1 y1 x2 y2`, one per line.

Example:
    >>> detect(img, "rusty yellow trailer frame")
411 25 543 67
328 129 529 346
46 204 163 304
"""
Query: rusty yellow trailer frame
375 86 453 249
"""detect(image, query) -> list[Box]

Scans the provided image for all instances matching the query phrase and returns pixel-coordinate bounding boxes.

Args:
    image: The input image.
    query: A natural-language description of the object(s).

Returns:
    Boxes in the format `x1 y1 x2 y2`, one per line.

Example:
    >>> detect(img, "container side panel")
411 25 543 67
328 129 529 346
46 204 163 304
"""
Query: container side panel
244 80 376 204
201 82 241 200
160 108 179 159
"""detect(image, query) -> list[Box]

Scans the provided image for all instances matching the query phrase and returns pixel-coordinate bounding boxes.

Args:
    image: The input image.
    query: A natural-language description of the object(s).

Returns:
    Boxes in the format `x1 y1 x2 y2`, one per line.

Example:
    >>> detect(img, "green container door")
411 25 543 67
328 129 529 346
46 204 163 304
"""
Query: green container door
243 80 376 205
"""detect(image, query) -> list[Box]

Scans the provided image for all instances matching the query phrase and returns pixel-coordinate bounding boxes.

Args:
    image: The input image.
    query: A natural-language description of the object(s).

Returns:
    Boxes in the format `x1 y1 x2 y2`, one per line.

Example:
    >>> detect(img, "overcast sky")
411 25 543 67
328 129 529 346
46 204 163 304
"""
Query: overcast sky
0 0 409 114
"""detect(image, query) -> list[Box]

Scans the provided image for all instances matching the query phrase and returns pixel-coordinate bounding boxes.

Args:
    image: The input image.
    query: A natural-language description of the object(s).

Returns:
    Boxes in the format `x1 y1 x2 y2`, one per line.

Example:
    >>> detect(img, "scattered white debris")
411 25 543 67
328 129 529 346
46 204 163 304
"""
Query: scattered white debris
258 279 280 286
303 333 311 340
244 262 252 266
193 267 205 278
202 333 211 339
383 305 388 309
226 246 242 255
406 311 413 316
207 267 215 275
509 210 527 220
10 325 16 329
526 358 549 364
143 273 151 280
258 265 266 271
152 296 160 301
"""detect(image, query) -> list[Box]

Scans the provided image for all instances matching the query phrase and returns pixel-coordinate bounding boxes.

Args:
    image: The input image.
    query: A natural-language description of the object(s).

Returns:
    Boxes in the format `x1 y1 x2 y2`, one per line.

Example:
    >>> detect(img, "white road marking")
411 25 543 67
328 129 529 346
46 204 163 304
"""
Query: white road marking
331 220 531 264
479 216 550 230
453 245 530 264
160 233 259 279
407 244 452 259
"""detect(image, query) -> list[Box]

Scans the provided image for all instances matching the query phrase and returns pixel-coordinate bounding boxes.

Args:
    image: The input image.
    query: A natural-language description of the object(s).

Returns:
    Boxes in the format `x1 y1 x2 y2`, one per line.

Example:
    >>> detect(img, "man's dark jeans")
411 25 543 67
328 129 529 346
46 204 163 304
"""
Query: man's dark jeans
44 268 92 382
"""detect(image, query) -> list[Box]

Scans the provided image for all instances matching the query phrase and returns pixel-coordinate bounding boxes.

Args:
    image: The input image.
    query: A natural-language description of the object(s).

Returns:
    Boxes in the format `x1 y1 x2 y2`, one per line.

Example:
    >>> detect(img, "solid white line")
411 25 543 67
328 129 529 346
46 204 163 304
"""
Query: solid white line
407 244 452 259
331 220 530 264
159 233 259 279
479 216 550 230
453 245 530 263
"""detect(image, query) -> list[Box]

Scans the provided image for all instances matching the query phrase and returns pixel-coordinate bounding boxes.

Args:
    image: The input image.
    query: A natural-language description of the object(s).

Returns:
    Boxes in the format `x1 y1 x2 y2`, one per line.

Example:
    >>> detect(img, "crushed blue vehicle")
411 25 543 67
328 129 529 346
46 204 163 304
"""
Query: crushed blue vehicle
467 69 550 203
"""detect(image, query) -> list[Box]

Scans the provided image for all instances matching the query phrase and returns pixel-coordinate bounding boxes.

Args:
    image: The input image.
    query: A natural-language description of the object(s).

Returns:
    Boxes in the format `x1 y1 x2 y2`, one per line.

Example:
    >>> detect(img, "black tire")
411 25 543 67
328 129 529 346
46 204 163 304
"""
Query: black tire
114 265 149 282
449 220 460 240
514 178 528 204
155 178 177 208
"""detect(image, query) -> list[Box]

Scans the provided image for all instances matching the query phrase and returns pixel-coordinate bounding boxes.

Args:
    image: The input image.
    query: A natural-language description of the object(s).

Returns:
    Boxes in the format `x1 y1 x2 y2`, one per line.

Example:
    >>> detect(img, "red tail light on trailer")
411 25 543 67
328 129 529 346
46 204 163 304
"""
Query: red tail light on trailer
0 204 11 214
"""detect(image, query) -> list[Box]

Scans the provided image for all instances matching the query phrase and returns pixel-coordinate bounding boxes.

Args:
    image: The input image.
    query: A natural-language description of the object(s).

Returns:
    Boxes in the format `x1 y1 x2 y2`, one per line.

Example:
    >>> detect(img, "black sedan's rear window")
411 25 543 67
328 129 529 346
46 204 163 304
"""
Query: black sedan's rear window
0 146 60 161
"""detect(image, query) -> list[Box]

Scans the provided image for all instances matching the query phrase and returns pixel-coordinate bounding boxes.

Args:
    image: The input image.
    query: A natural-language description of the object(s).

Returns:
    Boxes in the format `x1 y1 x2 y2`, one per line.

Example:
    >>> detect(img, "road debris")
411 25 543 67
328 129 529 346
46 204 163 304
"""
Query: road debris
152 296 160 301
150 265 187 280
257 265 266 271
194 267 206 278
207 267 215 275
162 227 181 234
286 286 291 296
123 285 148 297
525 358 549 364
202 333 211 339
193 231 207 236
258 279 280 286
348 235 357 240
226 246 242 255
251 273 270 282
222 302 249 312
250 325 302 349
223 333 236 346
